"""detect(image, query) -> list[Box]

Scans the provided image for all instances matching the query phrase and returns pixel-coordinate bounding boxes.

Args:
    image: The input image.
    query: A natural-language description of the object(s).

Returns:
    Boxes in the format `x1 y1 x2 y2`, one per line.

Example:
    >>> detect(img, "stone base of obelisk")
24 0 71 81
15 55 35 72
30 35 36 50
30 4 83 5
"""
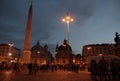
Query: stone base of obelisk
22 50 31 64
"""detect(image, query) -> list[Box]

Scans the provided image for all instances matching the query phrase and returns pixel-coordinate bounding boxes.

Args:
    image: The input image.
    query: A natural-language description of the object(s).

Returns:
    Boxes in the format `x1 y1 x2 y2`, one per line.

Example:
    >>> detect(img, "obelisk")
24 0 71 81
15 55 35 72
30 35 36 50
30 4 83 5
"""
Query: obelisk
22 4 32 63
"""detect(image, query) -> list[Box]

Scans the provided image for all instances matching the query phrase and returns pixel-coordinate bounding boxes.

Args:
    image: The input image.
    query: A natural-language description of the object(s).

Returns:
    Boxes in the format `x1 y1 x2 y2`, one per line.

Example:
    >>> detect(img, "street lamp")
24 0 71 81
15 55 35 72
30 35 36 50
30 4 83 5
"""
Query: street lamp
8 53 12 56
62 13 74 44
8 43 13 54
8 43 13 48
99 54 103 57
8 43 14 62
37 51 40 54
37 51 40 64
87 47 92 50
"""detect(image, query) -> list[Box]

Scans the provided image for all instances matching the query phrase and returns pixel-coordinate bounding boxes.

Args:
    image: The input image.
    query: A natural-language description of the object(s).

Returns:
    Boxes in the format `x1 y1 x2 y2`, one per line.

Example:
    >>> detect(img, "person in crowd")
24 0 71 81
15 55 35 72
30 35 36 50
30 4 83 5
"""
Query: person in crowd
110 58 120 80
99 57 111 81
32 61 38 74
27 62 33 74
90 60 98 81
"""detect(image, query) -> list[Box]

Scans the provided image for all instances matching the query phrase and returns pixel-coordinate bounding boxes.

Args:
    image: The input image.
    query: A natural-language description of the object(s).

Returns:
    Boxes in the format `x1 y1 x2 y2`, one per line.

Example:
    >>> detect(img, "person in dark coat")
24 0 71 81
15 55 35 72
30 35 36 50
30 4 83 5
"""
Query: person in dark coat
28 63 33 74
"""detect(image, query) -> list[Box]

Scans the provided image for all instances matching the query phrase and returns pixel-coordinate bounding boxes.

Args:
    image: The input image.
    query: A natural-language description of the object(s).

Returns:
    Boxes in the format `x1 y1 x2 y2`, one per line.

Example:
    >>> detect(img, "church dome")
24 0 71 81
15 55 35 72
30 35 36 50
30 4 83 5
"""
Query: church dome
57 39 72 52
31 41 43 51
58 44 72 52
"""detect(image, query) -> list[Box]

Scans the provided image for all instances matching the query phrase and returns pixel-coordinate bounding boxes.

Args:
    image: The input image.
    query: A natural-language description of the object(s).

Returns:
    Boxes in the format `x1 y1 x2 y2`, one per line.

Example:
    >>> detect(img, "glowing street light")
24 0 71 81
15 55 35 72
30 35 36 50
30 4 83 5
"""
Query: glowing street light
87 47 92 50
8 53 12 56
8 43 13 48
99 54 103 57
8 43 14 58
62 13 74 44
37 51 40 54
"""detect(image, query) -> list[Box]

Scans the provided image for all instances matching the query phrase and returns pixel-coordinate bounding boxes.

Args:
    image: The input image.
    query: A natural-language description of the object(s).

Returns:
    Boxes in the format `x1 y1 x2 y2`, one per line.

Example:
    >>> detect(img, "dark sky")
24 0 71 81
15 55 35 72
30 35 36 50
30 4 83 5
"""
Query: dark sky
0 0 120 55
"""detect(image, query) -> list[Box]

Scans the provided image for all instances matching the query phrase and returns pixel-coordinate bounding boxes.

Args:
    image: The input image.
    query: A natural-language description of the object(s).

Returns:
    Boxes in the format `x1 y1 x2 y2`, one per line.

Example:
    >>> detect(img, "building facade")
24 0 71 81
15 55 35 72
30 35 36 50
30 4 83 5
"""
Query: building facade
0 43 20 63
55 39 74 65
82 44 114 63
73 54 83 64
82 32 120 64
31 41 53 65
82 44 114 57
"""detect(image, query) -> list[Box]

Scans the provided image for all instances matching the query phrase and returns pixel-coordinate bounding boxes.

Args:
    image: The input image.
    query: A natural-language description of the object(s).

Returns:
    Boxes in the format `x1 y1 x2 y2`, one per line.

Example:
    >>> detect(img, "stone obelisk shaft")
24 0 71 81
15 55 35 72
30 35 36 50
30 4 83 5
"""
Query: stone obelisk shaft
22 4 32 63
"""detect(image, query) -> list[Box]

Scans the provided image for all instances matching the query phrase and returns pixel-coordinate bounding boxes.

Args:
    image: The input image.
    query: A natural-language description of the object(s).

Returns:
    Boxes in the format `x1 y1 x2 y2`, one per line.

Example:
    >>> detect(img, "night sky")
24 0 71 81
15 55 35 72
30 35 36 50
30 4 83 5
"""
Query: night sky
0 0 120 55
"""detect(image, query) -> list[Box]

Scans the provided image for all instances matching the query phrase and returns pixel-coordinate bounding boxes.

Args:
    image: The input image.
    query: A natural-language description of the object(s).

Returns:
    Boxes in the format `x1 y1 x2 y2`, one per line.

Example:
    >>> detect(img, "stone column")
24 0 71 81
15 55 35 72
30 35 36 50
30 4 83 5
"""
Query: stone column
22 4 32 64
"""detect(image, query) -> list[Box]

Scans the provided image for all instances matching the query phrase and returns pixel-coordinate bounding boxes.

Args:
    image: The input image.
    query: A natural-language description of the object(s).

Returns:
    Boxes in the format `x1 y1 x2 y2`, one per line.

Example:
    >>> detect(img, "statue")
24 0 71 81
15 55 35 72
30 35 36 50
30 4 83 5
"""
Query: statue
114 32 120 46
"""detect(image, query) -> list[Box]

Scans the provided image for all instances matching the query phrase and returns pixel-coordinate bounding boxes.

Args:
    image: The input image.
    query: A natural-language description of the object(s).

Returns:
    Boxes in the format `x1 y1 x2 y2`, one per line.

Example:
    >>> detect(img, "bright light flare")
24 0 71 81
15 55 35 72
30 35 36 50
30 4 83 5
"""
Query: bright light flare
8 53 12 56
62 15 74 23
8 43 14 47
87 47 91 50
67 16 70 19
71 18 74 22
62 19 65 22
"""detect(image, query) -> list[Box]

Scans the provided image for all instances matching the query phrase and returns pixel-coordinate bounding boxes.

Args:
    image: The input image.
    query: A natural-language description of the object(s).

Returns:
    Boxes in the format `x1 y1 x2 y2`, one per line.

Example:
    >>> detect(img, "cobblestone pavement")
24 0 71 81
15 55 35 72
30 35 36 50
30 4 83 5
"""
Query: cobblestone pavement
0 70 119 81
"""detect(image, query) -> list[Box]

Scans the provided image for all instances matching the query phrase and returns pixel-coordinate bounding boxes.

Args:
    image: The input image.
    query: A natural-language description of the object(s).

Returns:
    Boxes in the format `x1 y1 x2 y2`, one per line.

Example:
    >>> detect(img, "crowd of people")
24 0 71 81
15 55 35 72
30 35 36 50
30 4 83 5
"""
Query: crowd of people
27 61 85 74
0 61 86 74
0 62 21 72
0 57 120 81
90 57 120 81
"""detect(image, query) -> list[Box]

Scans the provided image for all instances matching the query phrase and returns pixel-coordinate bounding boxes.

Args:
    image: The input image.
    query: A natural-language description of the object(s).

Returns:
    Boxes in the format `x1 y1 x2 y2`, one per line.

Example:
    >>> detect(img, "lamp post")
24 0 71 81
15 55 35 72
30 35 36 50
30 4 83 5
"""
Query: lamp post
8 43 14 62
37 51 40 54
8 43 13 54
37 51 40 64
62 13 74 44
87 47 92 56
